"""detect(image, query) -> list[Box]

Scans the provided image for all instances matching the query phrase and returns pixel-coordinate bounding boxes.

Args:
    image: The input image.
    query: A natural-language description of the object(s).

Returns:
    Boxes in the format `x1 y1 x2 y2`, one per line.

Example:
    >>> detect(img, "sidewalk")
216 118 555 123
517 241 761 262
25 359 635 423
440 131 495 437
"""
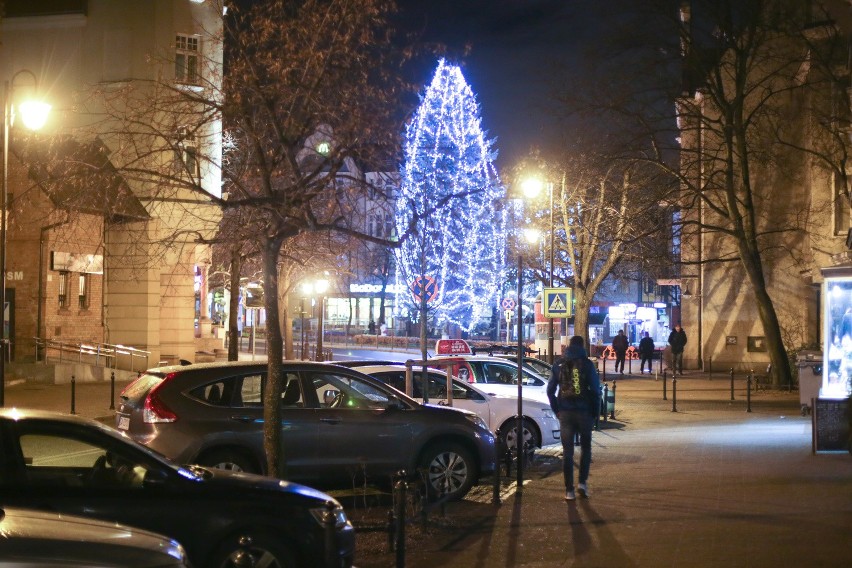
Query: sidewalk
354 373 852 568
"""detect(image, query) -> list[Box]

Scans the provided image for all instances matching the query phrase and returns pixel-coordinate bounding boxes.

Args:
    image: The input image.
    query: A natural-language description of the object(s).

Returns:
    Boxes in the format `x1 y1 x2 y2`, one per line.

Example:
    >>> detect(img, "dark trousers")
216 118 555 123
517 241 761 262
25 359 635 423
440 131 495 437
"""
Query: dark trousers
558 410 594 490
615 351 626 373
640 354 652 372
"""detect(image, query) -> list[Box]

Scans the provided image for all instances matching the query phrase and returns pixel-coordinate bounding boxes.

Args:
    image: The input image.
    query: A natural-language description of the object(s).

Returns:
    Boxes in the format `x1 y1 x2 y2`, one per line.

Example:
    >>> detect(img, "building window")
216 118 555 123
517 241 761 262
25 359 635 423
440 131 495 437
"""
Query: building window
79 273 89 309
58 271 70 309
174 126 200 177
175 34 200 85
834 173 849 236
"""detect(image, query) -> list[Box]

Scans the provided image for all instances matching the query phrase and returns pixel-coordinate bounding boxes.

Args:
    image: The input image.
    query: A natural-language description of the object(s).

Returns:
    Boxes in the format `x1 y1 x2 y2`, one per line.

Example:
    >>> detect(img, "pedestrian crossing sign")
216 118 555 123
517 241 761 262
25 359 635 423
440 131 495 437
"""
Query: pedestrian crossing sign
543 287 572 318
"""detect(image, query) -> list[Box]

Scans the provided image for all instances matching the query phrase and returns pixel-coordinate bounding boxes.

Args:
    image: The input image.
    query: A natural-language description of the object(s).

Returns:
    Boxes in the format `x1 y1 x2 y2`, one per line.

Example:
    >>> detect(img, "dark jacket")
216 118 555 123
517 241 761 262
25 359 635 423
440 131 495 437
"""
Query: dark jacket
612 333 628 354
547 343 601 414
638 336 655 357
668 329 687 354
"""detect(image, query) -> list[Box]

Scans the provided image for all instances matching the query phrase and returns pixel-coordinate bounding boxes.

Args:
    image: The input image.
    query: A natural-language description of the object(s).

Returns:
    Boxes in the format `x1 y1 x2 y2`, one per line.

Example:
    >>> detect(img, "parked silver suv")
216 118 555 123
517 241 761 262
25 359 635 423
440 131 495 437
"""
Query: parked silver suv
116 361 496 500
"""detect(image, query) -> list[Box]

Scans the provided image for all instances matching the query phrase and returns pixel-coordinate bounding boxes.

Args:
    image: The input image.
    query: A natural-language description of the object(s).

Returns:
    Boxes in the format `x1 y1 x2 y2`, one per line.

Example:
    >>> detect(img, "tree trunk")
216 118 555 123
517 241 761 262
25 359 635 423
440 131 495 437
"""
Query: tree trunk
572 287 591 352
739 249 792 388
261 236 286 478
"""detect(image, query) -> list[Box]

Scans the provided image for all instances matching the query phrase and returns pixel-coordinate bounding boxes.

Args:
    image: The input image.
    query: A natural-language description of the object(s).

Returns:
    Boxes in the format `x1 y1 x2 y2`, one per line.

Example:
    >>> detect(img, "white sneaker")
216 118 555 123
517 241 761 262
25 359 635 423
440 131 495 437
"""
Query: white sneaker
565 489 576 501
578 483 590 498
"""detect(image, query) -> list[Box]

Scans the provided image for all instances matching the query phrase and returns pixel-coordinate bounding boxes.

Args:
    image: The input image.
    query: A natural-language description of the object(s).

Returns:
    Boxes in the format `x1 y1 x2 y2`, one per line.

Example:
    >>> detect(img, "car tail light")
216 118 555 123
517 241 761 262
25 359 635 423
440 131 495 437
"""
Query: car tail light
143 374 178 423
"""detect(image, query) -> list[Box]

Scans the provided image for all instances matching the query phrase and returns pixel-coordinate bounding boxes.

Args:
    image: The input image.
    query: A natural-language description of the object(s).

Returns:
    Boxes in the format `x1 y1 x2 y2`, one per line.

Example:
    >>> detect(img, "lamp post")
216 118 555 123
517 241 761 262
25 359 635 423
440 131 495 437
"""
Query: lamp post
1 71 51 407
522 177 556 364
515 227 541 490
303 278 329 361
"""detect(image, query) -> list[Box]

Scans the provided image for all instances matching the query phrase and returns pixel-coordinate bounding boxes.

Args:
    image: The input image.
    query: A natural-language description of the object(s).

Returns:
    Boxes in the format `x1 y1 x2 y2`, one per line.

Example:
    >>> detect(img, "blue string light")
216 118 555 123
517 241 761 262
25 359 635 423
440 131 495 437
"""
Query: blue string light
394 59 508 333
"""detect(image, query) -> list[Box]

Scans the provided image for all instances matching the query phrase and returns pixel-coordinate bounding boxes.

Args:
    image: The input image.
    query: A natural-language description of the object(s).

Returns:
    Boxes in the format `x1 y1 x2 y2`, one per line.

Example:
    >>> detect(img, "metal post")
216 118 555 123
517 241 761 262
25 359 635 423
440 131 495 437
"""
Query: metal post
730 368 735 401
393 471 406 568
70 374 76 415
610 381 616 419
602 384 608 422
663 369 667 400
547 182 555 365
492 428 502 505
746 372 753 413
109 371 115 410
0 80 9 408
516 252 524 490
671 377 677 412
315 294 324 362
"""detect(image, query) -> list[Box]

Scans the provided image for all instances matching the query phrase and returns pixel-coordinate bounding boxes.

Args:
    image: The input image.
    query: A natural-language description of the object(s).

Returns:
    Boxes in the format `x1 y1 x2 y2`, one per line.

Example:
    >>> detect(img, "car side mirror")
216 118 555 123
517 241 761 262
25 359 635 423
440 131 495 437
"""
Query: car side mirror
142 468 169 489
323 390 337 405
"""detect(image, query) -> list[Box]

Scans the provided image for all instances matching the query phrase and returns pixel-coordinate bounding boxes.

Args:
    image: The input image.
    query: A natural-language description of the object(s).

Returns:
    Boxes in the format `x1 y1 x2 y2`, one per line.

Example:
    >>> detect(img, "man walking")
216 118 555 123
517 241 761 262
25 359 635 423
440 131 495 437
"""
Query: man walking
547 335 601 501
612 329 629 374
638 332 655 374
668 324 687 376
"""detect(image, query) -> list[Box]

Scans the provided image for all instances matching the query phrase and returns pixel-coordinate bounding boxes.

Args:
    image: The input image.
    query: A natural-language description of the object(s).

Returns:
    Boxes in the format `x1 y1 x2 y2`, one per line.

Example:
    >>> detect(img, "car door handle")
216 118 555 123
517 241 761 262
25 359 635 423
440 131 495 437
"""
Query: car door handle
230 415 256 423
320 417 341 424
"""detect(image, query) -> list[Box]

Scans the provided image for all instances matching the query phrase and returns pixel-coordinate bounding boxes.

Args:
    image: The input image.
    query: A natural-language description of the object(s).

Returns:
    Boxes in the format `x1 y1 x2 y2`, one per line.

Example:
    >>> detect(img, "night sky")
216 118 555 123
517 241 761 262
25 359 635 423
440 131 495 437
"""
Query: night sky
396 0 680 172
396 0 615 170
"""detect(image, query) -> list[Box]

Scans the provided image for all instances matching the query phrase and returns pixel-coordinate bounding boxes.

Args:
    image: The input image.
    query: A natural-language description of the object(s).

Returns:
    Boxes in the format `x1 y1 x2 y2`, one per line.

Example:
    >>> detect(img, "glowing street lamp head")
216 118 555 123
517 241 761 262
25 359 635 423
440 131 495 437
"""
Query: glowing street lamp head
314 279 329 294
17 100 51 131
523 227 542 244
521 177 544 199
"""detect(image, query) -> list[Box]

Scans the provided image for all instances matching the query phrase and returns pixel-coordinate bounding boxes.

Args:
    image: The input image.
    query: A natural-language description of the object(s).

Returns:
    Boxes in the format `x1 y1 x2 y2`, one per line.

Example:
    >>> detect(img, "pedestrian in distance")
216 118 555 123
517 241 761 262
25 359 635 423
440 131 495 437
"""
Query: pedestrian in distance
668 324 687 376
638 332 655 374
547 335 601 501
611 329 629 374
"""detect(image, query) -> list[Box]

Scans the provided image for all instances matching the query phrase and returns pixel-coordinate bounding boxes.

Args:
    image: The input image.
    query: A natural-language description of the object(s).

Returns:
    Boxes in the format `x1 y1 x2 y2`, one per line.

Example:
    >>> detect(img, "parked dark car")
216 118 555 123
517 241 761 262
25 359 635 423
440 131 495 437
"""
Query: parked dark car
116 361 497 500
0 506 188 567
0 408 355 568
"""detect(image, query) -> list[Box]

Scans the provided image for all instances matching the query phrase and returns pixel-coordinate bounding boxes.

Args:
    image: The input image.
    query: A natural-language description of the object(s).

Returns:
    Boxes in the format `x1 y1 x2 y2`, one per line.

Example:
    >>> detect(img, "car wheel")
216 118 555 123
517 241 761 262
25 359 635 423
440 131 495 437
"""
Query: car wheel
210 532 296 568
199 449 258 474
418 443 476 501
500 418 541 453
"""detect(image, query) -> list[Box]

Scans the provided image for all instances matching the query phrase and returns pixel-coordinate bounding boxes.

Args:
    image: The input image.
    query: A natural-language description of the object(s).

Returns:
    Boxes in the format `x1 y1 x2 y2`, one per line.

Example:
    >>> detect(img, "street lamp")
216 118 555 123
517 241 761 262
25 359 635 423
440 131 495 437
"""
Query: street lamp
515 226 541 490
1 71 51 407
302 278 329 361
521 176 556 364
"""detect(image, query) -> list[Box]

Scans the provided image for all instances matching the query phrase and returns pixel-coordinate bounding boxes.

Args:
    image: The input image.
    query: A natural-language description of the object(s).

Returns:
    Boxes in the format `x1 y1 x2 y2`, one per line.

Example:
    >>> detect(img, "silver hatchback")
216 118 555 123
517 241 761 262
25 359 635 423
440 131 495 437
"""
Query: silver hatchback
116 361 496 500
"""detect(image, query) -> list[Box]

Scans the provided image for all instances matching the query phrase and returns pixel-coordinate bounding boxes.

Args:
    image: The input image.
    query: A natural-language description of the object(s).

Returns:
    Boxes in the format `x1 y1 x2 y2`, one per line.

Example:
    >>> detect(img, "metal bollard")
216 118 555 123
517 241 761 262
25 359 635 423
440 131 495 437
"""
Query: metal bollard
730 368 735 401
609 381 616 419
71 374 76 415
386 510 395 553
392 471 407 567
322 500 337 568
602 384 609 422
746 373 753 413
671 377 677 412
628 355 632 374
109 371 116 410
663 369 668 400
492 428 502 505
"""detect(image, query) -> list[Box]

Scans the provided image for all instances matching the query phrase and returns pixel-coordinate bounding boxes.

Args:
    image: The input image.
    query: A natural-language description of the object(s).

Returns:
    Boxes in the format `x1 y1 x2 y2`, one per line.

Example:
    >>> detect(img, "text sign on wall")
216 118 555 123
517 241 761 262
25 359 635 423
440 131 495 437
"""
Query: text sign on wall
50 251 104 274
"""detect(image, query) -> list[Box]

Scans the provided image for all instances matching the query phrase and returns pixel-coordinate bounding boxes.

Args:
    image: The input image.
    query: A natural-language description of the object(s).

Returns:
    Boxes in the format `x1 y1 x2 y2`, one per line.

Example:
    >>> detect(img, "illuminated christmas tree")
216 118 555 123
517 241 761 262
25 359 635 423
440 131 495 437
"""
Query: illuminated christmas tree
394 59 507 333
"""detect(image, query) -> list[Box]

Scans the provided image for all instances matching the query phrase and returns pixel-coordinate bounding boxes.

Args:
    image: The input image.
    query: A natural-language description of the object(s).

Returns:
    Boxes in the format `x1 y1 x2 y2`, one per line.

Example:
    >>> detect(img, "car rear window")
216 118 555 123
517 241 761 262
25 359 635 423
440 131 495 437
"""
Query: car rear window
120 374 164 401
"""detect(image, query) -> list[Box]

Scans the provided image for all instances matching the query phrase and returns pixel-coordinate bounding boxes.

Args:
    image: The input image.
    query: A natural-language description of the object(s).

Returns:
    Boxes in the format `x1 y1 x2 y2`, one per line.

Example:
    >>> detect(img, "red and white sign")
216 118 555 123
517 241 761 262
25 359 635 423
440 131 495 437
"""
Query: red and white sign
435 339 473 355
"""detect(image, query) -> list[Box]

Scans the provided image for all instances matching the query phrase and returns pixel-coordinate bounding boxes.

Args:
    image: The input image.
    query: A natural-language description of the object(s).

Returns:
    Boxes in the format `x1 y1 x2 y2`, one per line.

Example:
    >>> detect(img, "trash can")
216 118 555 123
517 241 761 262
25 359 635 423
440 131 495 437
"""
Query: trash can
796 352 822 414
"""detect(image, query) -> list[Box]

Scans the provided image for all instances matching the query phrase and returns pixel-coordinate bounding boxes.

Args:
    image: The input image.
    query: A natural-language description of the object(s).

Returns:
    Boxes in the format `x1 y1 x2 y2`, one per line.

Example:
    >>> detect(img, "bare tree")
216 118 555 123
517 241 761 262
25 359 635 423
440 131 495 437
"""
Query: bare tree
36 0 410 478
